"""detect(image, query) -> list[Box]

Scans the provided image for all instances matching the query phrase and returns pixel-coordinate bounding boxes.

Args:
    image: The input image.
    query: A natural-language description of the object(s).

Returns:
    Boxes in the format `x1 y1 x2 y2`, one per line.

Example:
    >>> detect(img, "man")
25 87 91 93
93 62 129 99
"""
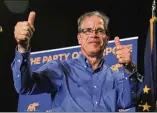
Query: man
11 11 142 111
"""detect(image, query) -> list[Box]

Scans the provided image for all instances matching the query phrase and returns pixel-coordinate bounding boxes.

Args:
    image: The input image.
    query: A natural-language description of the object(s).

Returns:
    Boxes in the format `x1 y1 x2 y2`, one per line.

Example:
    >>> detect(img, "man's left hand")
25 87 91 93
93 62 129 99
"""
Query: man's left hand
114 36 132 65
114 36 136 72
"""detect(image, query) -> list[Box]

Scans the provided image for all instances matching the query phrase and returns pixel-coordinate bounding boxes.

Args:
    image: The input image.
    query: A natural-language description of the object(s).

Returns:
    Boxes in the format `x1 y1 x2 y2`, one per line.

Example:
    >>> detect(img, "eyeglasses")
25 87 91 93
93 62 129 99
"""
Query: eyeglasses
79 28 107 35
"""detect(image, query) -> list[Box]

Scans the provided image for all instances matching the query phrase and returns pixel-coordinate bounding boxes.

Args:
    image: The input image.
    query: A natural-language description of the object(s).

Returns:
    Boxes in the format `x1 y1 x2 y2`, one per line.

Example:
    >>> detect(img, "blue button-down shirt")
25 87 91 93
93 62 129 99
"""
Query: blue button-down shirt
11 50 143 112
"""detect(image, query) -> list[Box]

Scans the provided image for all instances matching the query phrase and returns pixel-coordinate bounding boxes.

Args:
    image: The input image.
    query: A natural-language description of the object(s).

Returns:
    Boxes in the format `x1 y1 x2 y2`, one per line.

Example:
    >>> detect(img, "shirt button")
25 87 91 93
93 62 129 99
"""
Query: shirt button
125 77 128 80
17 59 21 63
95 102 98 104
85 66 87 68
93 86 97 88
17 75 20 77
24 59 27 62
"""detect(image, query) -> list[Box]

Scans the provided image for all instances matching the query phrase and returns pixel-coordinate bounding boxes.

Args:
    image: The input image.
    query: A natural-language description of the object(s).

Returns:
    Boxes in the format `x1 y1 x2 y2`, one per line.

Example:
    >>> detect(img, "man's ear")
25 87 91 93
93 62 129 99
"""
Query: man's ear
105 36 109 46
106 36 109 42
77 33 81 45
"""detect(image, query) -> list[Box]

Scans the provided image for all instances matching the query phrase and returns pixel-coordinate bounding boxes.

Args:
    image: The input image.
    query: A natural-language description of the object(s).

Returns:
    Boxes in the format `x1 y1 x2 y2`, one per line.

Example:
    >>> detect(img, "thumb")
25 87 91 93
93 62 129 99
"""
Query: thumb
28 11 36 26
114 36 121 46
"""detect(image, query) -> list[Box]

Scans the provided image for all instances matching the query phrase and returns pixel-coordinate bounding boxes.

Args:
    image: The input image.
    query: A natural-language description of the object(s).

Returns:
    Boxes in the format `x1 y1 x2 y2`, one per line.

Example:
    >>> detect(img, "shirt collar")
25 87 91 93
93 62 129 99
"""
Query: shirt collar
77 53 105 70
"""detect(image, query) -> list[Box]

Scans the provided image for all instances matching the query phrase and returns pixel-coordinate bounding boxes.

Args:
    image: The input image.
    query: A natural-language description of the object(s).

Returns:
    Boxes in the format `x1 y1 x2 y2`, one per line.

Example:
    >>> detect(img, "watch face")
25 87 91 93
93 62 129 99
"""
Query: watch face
131 63 137 73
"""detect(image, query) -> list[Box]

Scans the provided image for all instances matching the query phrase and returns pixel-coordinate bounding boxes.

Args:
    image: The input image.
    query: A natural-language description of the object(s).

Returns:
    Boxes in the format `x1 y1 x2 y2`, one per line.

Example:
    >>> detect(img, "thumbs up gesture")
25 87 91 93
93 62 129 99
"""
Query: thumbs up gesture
14 11 36 52
114 36 132 67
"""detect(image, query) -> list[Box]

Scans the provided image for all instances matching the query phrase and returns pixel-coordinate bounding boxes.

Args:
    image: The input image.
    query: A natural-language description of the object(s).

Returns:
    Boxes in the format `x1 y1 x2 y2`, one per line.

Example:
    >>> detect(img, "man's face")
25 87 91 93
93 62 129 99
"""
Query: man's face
77 16 108 57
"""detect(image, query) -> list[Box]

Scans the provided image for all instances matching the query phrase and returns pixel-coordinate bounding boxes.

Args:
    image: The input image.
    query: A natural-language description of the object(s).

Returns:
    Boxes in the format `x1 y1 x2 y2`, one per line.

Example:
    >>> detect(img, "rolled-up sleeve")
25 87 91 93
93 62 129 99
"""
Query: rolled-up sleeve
11 49 63 95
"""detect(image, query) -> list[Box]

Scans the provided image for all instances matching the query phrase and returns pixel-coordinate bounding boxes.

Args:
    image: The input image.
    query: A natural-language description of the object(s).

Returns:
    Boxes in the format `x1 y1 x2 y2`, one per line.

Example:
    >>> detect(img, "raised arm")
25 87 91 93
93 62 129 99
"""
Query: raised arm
11 11 63 95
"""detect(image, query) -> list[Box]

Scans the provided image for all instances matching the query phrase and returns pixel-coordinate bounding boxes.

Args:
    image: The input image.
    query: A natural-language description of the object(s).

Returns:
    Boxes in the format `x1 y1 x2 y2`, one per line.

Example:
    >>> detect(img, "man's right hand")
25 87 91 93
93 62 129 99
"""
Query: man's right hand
14 11 36 53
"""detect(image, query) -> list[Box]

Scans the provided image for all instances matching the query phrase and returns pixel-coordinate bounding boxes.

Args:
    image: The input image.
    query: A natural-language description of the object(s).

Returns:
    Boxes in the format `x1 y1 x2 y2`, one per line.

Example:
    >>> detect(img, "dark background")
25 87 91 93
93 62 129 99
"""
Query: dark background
0 0 155 111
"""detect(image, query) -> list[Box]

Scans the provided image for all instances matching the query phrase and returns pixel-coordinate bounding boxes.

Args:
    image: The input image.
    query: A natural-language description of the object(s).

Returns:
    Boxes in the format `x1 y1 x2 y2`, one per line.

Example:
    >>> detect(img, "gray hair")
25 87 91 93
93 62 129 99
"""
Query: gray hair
77 11 109 33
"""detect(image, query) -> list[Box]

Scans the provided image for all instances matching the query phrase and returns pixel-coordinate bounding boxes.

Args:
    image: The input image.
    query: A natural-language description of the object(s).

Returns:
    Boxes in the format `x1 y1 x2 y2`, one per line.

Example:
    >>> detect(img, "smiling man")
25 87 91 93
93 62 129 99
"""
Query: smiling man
11 11 143 111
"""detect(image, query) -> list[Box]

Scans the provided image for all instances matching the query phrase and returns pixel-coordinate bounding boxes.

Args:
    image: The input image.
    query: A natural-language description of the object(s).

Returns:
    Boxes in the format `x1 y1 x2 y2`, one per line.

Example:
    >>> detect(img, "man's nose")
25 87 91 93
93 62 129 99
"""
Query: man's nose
90 31 99 37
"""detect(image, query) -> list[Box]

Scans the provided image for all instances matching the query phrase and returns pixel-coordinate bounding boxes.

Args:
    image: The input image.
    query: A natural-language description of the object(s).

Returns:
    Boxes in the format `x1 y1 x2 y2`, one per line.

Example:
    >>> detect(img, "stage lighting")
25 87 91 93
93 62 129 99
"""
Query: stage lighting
4 0 29 13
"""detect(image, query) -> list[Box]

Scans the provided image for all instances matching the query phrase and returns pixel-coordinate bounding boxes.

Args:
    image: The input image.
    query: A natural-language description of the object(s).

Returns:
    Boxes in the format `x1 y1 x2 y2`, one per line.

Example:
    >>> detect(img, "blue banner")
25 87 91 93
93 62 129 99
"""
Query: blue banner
18 37 138 112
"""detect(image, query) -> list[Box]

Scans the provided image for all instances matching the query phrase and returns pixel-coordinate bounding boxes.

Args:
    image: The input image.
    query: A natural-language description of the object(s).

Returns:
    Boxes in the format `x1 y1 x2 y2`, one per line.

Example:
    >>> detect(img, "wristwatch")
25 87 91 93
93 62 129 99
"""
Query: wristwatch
124 62 137 73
